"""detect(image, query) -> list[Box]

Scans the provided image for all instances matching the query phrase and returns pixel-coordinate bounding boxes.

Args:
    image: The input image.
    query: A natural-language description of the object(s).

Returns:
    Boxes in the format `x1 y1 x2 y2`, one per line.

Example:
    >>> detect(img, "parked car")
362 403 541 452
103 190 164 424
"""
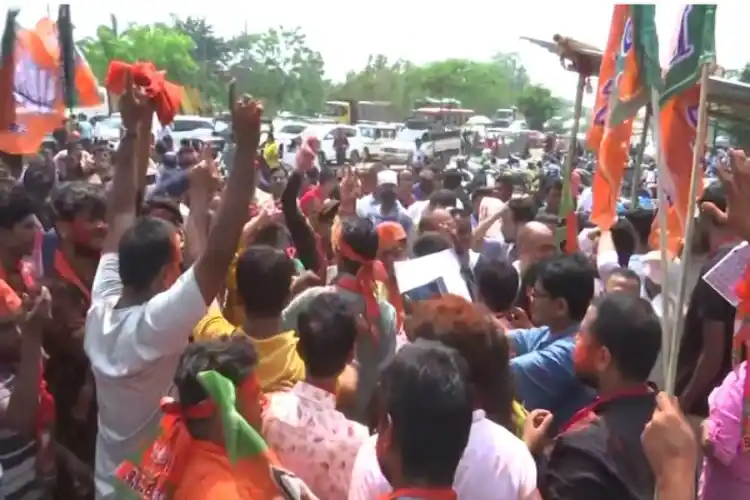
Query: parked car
300 124 366 165
356 122 399 160
169 115 216 144
272 121 309 156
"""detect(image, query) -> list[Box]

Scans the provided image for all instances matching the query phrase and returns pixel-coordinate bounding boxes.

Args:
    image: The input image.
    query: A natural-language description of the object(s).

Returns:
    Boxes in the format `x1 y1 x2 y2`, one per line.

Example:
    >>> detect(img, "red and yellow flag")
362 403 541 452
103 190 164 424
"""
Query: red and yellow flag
0 17 100 155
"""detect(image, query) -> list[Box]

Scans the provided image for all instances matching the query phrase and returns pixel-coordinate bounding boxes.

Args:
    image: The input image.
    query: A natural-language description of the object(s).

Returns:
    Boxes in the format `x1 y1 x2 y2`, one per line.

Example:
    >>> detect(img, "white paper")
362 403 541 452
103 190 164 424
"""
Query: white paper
393 249 471 302
702 242 750 307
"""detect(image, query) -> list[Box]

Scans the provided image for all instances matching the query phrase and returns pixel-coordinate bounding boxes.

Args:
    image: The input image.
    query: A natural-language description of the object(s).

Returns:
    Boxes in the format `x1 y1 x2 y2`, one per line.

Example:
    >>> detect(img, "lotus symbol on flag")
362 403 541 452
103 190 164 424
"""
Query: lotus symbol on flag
13 50 56 115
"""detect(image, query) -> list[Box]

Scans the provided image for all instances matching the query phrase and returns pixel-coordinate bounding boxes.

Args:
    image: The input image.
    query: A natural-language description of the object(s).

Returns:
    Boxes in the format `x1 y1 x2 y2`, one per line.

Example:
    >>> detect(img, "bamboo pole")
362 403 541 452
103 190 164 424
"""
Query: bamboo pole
630 106 652 208
649 87 674 386
564 74 586 184
664 64 711 396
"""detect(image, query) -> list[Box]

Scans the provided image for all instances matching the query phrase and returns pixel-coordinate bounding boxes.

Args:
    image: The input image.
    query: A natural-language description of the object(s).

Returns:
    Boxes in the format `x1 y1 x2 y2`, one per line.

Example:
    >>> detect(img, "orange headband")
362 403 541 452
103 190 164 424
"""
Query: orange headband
338 240 387 323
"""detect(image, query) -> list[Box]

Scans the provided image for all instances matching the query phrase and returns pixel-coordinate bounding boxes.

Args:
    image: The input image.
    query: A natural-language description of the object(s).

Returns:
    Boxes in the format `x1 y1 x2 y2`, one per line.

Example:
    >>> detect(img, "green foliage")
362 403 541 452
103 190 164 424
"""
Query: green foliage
515 84 562 131
226 27 327 116
77 16 556 124
78 22 199 85
331 53 530 118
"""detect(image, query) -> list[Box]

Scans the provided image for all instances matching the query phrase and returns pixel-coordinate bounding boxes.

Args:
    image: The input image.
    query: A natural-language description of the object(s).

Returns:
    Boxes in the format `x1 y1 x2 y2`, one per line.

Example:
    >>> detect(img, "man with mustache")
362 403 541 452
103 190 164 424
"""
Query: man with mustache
37 181 109 498
530 292 661 500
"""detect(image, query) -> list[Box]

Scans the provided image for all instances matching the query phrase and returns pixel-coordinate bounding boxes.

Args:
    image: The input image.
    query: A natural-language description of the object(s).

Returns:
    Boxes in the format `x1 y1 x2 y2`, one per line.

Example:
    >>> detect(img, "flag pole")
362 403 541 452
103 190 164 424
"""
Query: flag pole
649 87 674 387
630 106 652 208
556 72 586 248
663 64 711 396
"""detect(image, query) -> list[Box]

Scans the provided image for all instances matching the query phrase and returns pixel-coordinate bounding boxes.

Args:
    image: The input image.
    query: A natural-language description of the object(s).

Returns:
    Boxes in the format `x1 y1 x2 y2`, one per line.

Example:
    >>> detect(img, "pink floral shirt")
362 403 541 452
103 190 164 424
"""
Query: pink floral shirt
700 361 750 500
263 381 369 500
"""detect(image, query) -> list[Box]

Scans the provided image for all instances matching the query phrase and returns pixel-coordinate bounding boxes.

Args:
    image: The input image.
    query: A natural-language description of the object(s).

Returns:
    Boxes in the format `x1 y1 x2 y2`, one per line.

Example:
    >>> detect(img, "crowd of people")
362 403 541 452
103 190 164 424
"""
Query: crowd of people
0 78 746 500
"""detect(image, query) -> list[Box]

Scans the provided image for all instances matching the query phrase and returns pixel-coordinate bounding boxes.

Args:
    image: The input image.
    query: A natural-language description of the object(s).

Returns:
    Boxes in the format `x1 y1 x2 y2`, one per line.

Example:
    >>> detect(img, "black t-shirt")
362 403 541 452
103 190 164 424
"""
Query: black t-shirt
675 244 737 416
539 392 657 500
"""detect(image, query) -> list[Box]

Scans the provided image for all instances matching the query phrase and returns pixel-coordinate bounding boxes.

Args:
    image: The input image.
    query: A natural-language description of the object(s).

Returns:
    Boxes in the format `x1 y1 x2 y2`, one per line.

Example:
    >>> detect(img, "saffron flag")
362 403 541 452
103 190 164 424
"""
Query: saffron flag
587 5 630 155
591 5 660 230
0 17 101 155
650 4 717 255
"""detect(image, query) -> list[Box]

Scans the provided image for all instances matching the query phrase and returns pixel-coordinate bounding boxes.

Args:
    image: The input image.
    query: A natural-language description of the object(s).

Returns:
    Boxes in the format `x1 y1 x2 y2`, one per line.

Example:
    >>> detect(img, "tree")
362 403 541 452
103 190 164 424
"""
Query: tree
172 16 230 107
226 27 327 115
515 84 561 131
76 19 557 122
330 52 532 118
330 55 422 117
79 22 199 87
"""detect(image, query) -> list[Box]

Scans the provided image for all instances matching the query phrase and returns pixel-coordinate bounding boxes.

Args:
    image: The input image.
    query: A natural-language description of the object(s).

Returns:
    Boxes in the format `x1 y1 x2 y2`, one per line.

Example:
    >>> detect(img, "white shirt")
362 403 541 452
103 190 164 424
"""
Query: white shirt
406 199 465 235
84 254 208 499
406 200 430 231
347 410 537 500
576 187 593 213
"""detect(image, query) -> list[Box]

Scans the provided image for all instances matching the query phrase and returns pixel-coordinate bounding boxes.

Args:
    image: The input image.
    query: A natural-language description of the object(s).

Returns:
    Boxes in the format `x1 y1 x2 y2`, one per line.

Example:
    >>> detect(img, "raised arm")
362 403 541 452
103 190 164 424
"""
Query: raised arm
281 169 319 273
192 83 262 305
101 74 152 254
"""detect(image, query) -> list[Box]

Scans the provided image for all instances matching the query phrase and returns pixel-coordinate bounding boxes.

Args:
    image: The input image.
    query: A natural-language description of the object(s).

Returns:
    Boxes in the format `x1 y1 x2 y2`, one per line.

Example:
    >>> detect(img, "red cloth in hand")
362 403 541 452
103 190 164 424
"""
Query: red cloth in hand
105 61 182 126
299 185 323 216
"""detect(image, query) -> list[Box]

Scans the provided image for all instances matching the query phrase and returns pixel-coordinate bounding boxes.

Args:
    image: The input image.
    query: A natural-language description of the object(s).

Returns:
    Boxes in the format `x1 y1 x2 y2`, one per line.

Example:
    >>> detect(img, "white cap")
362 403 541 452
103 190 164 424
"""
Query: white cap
377 170 398 186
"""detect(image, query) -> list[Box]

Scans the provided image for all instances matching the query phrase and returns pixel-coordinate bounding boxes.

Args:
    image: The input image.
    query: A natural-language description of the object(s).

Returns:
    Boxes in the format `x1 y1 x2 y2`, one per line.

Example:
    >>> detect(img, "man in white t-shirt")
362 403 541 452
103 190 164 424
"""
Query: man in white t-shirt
84 91 262 499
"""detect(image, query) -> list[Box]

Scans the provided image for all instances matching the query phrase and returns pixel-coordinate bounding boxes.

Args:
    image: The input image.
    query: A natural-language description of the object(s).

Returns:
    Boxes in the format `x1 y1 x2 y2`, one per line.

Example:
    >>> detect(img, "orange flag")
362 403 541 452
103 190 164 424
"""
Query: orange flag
0 17 100 155
649 86 702 256
648 5 716 256
592 8 642 230
587 5 630 154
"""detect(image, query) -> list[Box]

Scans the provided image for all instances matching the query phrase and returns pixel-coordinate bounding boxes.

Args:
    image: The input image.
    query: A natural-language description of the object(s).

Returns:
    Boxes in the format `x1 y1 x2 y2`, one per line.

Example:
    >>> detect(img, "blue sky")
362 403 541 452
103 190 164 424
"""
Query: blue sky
8 1 750 106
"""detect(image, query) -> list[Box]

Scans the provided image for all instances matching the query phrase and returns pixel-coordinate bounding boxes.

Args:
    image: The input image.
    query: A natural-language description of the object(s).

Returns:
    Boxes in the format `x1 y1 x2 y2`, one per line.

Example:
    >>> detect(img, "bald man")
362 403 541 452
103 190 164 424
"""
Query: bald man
515 221 558 274
418 208 455 235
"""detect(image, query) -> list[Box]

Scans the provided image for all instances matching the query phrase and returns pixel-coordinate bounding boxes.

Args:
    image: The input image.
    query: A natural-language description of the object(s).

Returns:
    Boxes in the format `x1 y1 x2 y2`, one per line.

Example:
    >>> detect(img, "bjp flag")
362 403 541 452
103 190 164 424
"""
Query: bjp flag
586 5 629 154
649 5 717 256
592 5 661 231
0 17 100 155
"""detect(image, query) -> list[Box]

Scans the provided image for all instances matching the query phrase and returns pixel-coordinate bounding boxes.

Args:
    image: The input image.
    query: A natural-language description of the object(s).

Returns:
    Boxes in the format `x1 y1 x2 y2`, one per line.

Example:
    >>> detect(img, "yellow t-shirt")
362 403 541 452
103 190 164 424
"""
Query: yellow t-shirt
192 302 236 341
263 142 280 169
248 331 306 391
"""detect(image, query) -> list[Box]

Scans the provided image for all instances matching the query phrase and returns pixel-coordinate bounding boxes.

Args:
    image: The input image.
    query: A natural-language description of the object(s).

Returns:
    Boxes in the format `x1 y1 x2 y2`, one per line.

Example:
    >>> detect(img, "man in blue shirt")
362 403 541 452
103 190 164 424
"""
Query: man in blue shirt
508 254 596 431
356 169 413 233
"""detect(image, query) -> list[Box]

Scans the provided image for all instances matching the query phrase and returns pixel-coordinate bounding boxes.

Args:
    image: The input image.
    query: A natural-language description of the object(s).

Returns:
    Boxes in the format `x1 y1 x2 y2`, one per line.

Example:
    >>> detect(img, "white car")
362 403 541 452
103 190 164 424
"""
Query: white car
93 113 163 149
274 121 309 152
93 115 123 144
168 115 217 144
301 124 366 165
379 128 426 164
356 123 399 160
